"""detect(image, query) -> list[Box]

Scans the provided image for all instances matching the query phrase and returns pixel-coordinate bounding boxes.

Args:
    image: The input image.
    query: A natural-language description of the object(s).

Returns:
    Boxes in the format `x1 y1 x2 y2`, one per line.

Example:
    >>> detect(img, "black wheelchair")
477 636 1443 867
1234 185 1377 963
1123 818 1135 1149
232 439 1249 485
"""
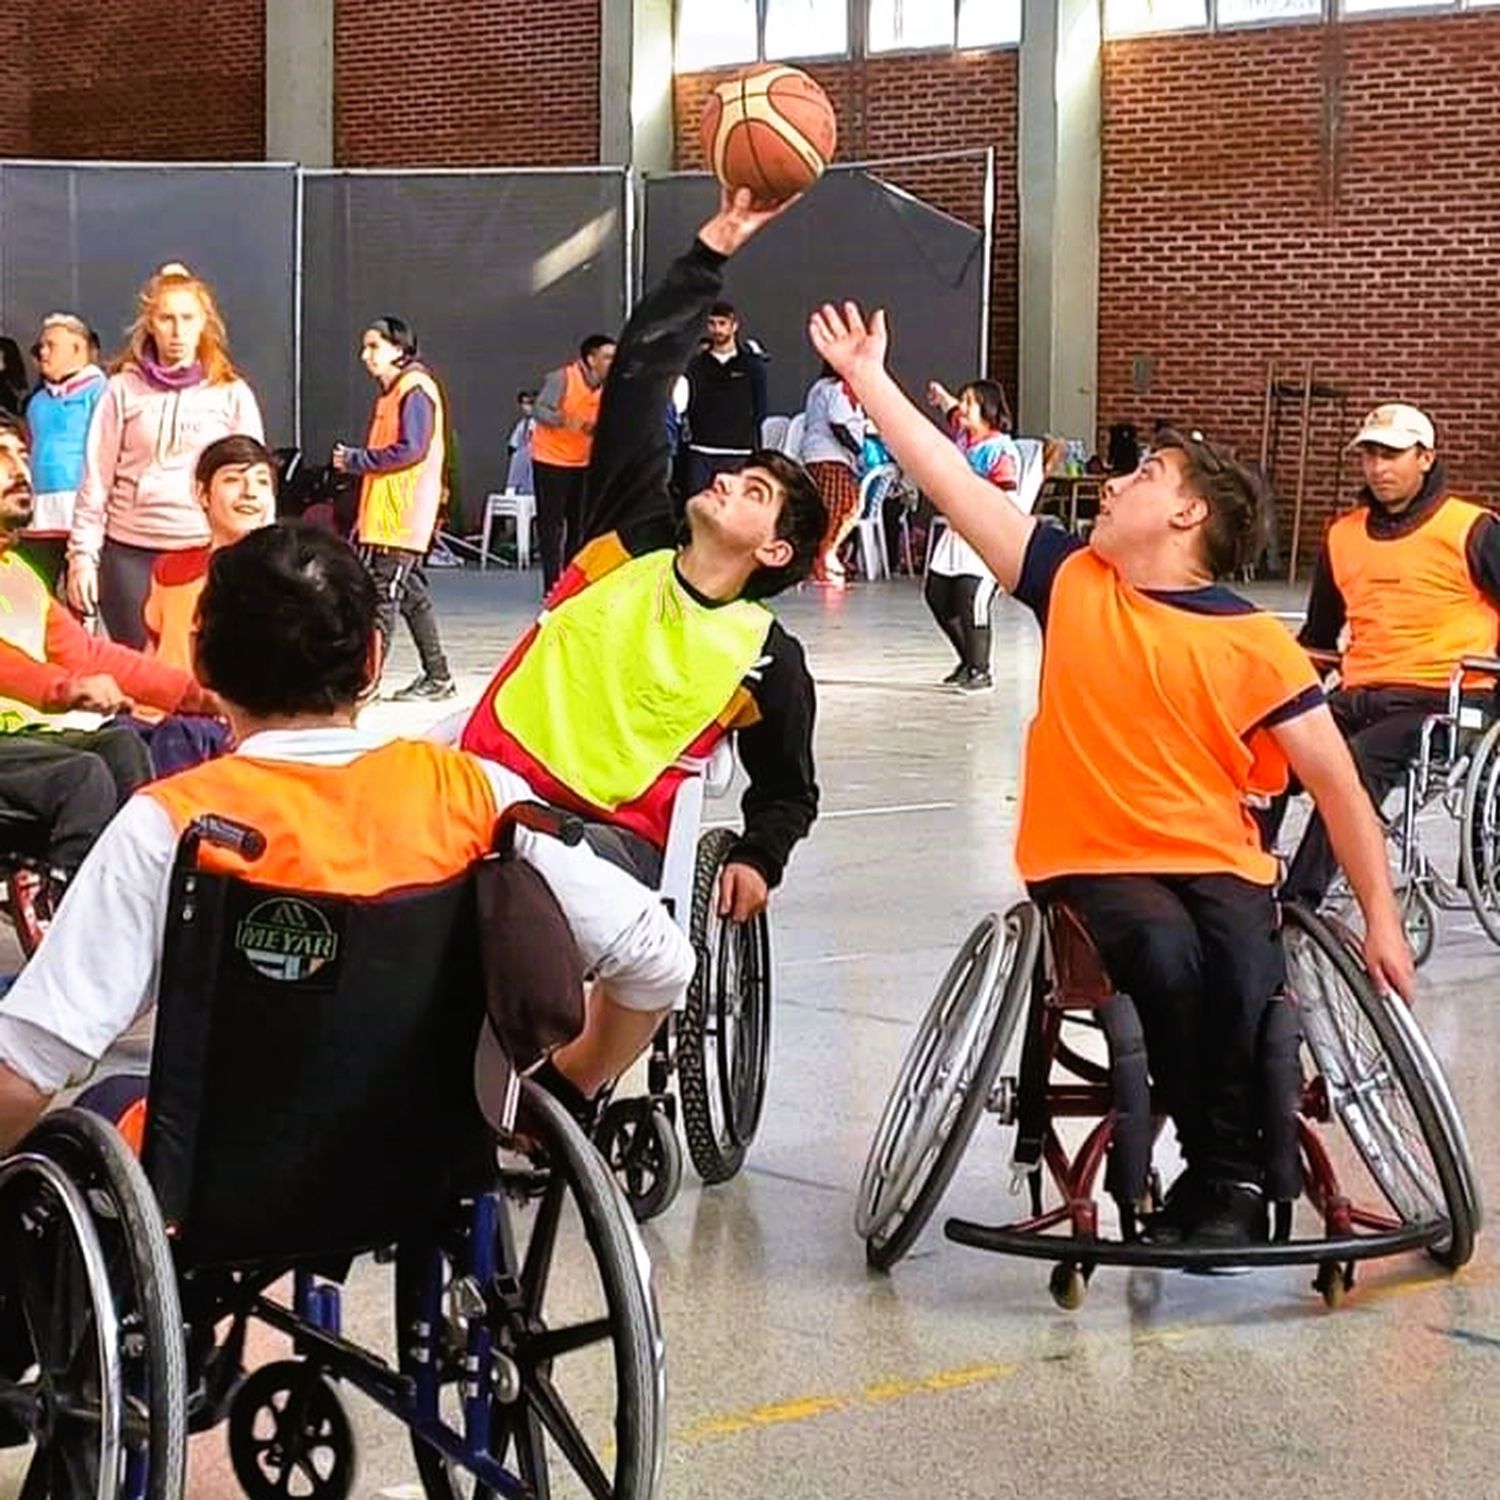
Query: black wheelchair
857 899 1481 1309
0 806 665 1499
587 747 774 1223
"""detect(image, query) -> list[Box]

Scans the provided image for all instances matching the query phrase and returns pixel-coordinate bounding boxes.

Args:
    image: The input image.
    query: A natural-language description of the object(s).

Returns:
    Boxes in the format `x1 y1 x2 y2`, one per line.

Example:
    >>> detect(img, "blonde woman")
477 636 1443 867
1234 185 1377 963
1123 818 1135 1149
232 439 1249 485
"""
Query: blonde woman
67 264 263 647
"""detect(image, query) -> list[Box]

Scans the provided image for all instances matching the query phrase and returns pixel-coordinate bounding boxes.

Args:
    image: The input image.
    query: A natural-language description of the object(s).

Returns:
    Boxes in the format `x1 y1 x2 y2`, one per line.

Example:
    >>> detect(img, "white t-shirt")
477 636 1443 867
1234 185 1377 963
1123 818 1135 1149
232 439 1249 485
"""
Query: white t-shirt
0 727 694 1093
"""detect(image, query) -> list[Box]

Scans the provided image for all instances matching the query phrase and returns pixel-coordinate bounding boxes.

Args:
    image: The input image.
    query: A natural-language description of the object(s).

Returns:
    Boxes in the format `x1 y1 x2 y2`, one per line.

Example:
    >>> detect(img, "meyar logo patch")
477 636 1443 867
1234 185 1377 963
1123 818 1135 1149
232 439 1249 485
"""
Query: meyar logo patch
235 897 340 982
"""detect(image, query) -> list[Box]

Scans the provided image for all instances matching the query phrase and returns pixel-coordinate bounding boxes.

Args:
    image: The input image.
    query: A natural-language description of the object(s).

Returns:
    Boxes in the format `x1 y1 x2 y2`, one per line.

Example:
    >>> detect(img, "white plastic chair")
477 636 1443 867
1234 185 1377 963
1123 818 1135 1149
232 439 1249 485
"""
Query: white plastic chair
853 464 900 582
781 413 806 460
1014 437 1046 514
760 415 790 451
481 490 536 571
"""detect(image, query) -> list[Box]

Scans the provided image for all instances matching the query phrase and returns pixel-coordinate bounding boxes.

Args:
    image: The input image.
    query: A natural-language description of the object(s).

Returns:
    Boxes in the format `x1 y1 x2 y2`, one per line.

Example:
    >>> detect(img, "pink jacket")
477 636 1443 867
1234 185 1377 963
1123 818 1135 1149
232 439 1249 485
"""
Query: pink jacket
68 367 264 560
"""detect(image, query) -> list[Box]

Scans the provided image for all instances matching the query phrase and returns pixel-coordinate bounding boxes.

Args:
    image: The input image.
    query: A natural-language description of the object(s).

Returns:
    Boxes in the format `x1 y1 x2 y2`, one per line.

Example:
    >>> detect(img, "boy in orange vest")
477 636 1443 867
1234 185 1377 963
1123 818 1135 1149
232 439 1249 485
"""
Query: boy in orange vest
810 301 1409 1246
1276 404 1500 906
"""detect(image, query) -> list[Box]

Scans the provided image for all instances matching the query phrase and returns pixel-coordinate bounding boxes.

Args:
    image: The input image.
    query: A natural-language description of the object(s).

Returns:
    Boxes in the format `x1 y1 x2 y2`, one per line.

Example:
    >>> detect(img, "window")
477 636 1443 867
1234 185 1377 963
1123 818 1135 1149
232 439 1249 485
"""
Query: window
1103 0 1209 36
958 0 1024 47
676 0 757 70
868 0 957 50
1340 0 1451 12
764 0 849 60
1216 0 1321 21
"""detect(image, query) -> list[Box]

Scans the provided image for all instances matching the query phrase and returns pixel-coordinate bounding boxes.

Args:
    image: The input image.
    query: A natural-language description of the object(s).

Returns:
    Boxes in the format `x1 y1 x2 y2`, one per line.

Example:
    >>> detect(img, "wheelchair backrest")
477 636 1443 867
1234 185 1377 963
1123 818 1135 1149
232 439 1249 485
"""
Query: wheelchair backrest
143 840 492 1270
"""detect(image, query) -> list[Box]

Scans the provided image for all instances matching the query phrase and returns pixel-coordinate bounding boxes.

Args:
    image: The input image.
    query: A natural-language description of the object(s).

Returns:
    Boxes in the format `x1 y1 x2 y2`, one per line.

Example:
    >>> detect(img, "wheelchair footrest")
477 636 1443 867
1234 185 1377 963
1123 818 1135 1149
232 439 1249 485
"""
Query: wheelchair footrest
942 1214 1447 1270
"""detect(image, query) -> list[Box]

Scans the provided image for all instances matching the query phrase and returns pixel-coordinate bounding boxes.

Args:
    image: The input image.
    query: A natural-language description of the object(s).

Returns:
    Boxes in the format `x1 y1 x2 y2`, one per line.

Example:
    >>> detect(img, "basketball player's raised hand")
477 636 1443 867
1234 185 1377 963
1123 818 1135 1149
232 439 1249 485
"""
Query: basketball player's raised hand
808 302 890 386
699 185 803 258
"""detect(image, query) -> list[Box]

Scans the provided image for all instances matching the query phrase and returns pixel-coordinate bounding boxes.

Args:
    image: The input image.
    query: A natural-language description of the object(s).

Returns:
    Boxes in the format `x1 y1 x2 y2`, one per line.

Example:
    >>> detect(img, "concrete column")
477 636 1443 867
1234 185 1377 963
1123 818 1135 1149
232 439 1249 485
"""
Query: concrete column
265 0 334 166
1018 0 1102 443
600 0 676 172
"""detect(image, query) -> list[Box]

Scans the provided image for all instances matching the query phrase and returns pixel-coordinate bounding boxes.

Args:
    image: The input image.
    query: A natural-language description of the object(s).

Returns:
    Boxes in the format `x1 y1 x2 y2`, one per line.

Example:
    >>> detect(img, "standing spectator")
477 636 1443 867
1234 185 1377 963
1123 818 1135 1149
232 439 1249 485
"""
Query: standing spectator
800 363 868 586
0 338 28 418
533 335 615 591
332 315 454 702
21 313 107 589
506 389 536 494
924 377 1022 694
66 263 264 647
683 301 768 496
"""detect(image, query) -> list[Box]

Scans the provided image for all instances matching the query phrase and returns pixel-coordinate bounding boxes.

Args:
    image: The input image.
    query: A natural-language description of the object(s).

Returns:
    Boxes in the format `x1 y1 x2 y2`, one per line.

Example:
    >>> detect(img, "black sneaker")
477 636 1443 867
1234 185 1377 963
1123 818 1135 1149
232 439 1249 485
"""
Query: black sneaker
956 668 994 695
941 664 967 686
526 1058 604 1138
1139 1168 1208 1246
1189 1180 1269 1247
389 674 457 702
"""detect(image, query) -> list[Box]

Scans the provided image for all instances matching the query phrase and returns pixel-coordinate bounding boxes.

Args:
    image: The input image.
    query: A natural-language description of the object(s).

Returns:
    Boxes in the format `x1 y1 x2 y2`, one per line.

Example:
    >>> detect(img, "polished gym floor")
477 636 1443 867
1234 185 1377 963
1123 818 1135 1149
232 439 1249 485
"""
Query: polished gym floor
17 564 1500 1499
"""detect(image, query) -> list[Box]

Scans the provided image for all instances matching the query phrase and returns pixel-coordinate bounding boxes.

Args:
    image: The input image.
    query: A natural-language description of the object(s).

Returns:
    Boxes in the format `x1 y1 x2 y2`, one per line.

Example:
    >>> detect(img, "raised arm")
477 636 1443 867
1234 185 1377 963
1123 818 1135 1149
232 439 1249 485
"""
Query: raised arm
582 187 802 546
810 304 1036 592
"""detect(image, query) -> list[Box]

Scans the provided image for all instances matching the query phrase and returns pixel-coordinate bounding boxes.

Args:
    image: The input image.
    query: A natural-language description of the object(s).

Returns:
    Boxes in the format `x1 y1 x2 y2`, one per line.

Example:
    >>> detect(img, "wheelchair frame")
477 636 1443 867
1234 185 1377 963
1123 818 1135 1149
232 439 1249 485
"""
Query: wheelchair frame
857 898 1480 1309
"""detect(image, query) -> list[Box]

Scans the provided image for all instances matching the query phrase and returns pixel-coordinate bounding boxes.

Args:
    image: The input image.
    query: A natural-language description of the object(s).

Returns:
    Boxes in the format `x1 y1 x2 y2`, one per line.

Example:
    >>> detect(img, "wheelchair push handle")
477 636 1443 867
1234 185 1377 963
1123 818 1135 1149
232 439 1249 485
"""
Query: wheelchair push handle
184 815 267 862
495 801 585 857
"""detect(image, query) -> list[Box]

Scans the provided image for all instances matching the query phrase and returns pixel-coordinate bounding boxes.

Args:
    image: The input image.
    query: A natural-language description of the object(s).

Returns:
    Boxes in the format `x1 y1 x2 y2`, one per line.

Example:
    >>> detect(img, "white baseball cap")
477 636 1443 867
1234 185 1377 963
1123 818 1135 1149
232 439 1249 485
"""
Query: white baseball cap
1349 402 1436 452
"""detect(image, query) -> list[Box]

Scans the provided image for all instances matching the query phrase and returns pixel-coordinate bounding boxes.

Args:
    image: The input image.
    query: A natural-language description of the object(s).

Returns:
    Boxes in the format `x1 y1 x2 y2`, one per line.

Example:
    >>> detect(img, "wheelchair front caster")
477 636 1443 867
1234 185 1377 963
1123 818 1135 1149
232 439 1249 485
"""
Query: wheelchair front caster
1049 1261 1091 1311
1401 886 1437 970
228 1359 357 1500
596 1097 683 1221
1313 1261 1354 1310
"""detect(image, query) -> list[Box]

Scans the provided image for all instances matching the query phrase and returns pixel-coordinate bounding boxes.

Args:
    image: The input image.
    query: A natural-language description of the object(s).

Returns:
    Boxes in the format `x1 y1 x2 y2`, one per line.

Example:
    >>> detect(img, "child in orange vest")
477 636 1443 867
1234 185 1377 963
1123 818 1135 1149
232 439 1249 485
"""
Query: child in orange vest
133 434 276 772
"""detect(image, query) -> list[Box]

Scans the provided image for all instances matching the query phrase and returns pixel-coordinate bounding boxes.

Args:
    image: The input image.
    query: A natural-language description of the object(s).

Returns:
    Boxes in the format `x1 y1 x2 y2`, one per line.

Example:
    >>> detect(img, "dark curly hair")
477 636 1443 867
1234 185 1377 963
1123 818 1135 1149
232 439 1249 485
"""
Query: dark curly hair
195 523 378 716
739 450 828 601
1154 428 1268 579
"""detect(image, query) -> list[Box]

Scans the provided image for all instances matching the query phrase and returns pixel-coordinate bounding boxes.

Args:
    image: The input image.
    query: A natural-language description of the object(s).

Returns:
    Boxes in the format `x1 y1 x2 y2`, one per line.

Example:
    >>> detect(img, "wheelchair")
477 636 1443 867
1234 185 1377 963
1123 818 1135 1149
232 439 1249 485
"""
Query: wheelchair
0 806 665 1499
0 807 57 957
856 897 1481 1309
593 740 774 1222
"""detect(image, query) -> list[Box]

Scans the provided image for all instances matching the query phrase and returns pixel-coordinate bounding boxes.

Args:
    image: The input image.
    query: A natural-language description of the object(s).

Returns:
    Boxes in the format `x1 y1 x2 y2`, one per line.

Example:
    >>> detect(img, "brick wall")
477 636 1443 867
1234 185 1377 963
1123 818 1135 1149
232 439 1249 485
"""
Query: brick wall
675 50 1019 404
0 8 28 156
26 0 263 160
1098 14 1500 568
335 0 601 166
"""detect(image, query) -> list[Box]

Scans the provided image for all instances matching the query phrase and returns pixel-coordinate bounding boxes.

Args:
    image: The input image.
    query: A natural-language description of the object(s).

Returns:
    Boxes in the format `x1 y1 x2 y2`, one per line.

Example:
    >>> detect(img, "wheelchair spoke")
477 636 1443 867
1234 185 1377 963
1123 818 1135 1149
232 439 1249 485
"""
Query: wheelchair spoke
521 1177 565 1321
514 1406 552 1500
527 1315 613 1364
526 1373 612 1500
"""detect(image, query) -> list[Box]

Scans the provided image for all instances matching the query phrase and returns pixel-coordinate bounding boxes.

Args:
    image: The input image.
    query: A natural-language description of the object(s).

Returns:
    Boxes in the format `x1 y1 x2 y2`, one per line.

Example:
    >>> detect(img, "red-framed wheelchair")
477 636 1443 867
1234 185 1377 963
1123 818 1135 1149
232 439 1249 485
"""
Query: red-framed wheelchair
0 806 665 1499
856 899 1480 1309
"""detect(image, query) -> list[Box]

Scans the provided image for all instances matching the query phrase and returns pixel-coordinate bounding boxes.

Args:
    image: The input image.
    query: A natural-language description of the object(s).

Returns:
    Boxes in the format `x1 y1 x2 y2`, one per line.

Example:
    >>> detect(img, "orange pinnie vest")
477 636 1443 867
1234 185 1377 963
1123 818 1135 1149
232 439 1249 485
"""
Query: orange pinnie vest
355 367 446 552
1326 497 1500 691
531 363 599 469
146 740 499 894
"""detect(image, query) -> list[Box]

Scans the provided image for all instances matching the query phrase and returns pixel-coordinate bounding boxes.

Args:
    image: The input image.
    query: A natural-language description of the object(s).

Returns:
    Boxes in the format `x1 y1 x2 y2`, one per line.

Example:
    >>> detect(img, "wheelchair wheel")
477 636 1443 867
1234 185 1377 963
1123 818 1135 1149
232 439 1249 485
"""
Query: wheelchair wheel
596 1096 683 1222
677 826 774 1185
395 1080 665 1500
1459 717 1500 946
228 1360 356 1500
1283 904 1479 1269
856 903 1041 1271
20 1108 188 1500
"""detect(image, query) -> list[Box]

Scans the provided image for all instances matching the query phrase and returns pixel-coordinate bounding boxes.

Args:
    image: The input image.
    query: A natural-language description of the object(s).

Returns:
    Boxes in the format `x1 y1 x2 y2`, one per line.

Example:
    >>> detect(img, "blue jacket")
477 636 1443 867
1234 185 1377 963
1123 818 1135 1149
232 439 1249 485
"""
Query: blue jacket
23 366 107 533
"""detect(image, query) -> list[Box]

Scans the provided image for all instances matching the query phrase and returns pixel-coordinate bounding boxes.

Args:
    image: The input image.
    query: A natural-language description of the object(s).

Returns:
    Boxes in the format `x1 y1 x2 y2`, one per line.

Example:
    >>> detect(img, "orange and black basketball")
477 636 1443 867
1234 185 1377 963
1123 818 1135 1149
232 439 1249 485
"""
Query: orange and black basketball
699 64 838 207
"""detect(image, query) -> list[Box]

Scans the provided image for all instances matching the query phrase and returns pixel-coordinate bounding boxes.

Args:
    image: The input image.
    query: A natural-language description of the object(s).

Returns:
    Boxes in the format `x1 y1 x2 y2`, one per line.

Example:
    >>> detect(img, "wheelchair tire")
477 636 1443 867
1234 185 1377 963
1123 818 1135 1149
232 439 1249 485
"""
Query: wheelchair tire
23 1106 188 1500
678 826 773 1185
227 1360 356 1500
395 1080 665 1500
1284 904 1479 1269
596 1096 684 1222
1459 716 1500 947
856 904 1041 1271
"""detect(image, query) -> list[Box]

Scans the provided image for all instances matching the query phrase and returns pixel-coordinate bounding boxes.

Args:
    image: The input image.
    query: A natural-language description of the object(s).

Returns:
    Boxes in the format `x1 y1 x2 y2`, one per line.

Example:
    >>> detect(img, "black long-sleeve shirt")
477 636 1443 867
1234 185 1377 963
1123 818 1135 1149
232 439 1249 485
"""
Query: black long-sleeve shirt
1299 462 1500 651
575 239 819 888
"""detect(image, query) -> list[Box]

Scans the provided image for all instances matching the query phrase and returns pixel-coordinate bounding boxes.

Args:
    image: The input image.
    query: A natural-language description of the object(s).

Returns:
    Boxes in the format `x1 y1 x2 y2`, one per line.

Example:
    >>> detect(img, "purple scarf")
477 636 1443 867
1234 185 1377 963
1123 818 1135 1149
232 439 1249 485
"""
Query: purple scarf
138 340 205 391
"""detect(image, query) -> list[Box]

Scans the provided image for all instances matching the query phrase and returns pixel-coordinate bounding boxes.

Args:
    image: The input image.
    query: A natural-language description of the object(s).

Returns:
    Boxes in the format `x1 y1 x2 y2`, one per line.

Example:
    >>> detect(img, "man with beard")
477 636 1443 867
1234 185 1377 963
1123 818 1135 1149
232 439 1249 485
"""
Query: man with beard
1278 403 1500 906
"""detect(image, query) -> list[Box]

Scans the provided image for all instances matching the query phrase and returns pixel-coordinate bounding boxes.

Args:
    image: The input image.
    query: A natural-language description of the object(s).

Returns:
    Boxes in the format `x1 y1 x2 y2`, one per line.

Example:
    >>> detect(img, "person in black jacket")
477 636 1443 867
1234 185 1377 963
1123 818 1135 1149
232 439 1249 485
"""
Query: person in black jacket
462 186 825 938
683 300 769 498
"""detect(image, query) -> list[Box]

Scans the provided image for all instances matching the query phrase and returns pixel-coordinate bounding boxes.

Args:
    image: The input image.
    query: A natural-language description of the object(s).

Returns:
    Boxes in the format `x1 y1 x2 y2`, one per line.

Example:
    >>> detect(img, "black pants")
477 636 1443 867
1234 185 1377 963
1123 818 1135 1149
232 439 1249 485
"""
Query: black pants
1271 686 1444 906
533 460 589 593
359 544 450 681
0 725 149 872
924 571 995 673
1031 872 1284 1182
99 537 168 648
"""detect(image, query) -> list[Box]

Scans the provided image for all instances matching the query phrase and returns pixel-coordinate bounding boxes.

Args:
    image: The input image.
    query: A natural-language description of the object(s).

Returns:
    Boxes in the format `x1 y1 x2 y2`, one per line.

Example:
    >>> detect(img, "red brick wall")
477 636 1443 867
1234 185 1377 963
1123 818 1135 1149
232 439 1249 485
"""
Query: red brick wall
1098 14 1500 567
335 0 601 166
26 0 263 160
0 8 29 156
675 51 1020 403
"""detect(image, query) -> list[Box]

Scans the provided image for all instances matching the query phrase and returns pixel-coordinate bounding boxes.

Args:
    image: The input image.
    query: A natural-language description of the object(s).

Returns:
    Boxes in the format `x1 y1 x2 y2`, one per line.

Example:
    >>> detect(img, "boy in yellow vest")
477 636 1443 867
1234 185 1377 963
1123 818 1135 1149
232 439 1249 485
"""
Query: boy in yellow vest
462 188 825 929
1277 403 1500 905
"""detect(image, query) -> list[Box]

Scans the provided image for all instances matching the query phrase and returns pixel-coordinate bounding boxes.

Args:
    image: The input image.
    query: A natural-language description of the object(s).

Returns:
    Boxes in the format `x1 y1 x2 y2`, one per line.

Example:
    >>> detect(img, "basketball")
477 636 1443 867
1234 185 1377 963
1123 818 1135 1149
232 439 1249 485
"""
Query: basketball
699 65 837 207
